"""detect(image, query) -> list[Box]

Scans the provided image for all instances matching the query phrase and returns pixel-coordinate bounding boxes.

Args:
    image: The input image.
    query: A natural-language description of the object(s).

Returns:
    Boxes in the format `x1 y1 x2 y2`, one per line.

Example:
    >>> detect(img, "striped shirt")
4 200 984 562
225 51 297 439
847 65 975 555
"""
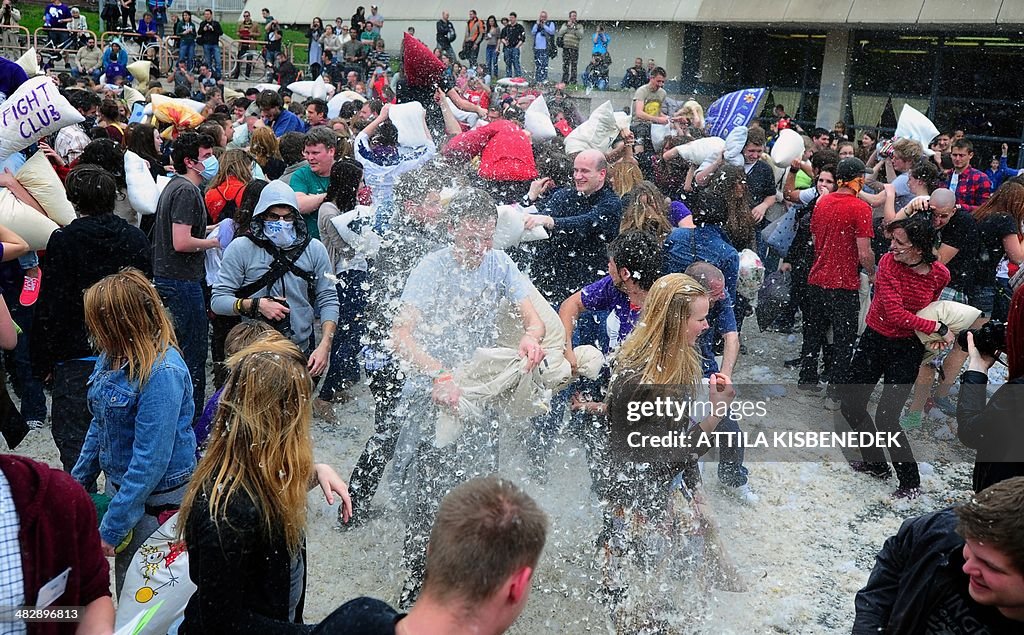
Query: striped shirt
0 469 26 635
866 253 950 339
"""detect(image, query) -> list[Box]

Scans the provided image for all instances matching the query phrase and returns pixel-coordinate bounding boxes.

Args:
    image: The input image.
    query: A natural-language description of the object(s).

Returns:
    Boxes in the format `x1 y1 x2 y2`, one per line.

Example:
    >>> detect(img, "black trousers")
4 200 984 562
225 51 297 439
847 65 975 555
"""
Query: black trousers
839 327 923 488
346 361 404 511
800 285 859 385
51 359 96 485
561 46 579 83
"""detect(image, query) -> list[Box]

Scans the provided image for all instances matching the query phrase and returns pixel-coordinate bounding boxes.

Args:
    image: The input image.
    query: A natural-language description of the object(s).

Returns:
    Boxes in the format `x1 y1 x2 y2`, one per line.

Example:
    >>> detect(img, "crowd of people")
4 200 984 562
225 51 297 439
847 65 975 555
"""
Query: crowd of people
0 4 1022 634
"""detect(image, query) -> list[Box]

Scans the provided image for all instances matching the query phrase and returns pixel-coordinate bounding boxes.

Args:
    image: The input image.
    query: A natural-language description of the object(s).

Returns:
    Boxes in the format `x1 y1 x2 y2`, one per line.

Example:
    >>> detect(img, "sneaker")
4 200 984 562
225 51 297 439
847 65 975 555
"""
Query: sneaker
19 272 40 306
726 483 759 505
783 357 801 369
26 420 45 430
932 395 957 417
892 486 922 500
899 410 923 430
311 398 337 423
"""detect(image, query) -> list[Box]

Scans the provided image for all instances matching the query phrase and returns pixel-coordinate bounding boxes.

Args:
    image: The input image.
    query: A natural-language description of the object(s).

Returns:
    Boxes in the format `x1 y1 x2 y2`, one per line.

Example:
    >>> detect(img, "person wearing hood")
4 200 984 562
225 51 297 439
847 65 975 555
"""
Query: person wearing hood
152 132 221 423
102 40 129 71
30 165 151 481
211 180 339 380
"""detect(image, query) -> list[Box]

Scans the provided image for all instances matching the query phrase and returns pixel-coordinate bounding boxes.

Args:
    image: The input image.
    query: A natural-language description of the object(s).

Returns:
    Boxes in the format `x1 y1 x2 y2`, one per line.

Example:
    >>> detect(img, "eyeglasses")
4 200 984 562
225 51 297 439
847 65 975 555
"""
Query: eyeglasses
263 211 294 220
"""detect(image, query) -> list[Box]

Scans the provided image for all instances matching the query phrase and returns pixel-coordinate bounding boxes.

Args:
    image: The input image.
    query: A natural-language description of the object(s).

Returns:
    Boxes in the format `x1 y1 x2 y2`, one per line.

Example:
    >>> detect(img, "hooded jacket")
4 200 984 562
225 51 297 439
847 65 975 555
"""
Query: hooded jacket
31 214 152 379
211 181 339 347
0 455 111 635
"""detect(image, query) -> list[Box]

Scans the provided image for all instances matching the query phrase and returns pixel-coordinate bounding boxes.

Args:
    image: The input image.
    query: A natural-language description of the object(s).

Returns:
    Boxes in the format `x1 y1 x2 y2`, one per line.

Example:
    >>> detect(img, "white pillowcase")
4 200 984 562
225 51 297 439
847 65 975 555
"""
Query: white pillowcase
126 60 151 90
124 150 159 217
674 136 726 169
387 102 433 148
15 150 76 225
0 188 59 250
0 76 85 160
524 96 556 142
565 101 620 154
15 48 38 76
493 205 549 250
288 77 335 99
896 104 940 158
770 128 804 166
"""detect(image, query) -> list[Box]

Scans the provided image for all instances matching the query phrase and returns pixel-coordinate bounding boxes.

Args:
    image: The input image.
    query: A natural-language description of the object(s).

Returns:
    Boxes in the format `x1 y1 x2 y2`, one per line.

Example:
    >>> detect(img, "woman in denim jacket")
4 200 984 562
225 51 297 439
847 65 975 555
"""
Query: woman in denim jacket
72 268 197 593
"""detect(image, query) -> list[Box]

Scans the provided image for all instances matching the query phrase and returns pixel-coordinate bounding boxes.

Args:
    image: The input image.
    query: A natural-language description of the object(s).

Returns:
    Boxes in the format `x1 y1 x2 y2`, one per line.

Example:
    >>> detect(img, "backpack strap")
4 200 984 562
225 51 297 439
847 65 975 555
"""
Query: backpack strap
237 235 317 303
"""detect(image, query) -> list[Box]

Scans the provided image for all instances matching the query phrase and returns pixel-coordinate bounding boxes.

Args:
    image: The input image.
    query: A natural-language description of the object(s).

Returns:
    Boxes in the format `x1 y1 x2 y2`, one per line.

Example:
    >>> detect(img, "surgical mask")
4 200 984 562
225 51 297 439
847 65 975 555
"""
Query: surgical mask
197 155 218 181
264 219 296 247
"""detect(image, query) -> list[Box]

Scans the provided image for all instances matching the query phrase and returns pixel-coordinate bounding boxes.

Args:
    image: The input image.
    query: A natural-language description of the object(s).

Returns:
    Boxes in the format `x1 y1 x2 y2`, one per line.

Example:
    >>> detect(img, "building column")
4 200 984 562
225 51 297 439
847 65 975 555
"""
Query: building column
698 26 723 91
816 29 851 129
665 23 687 93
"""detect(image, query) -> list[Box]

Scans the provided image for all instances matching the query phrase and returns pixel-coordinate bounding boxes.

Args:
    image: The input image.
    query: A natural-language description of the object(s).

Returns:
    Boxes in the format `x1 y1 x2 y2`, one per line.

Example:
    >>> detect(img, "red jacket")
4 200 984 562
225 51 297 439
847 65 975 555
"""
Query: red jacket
0 455 111 635
444 119 538 182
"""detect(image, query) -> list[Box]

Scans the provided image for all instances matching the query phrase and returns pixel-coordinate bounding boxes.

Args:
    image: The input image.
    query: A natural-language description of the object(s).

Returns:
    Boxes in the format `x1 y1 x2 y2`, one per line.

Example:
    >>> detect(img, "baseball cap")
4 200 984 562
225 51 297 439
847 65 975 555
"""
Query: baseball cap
835 157 870 182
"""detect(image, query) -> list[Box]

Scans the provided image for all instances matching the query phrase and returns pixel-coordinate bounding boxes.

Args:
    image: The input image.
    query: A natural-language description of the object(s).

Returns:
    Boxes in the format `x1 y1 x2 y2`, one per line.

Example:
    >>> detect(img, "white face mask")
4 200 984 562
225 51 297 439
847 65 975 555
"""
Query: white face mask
264 219 296 247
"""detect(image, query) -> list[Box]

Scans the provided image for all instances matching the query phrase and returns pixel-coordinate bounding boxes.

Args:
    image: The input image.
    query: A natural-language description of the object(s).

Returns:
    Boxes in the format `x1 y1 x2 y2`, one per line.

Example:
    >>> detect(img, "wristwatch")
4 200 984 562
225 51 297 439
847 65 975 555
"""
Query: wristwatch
935 322 949 337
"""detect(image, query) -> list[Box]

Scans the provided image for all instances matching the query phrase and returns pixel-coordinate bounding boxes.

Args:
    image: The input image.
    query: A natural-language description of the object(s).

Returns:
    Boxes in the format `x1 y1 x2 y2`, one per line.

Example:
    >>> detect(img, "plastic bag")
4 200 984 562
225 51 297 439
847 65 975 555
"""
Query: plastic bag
761 207 798 258
756 270 791 331
737 249 765 300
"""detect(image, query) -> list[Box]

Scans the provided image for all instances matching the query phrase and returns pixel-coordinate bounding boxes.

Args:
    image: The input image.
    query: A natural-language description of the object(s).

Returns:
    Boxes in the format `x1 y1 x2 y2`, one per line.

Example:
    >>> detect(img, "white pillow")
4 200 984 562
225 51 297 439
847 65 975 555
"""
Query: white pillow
493 205 549 250
613 110 631 131
255 82 280 93
122 86 146 105
387 102 432 148
770 128 804 166
737 248 765 300
896 104 941 158
326 90 366 118
565 101 619 154
0 76 85 160
0 188 59 250
15 48 38 76
126 60 151 90
15 150 75 225
524 96 556 142
288 77 335 99
651 123 672 151
723 125 747 167
124 150 159 217
674 136 726 167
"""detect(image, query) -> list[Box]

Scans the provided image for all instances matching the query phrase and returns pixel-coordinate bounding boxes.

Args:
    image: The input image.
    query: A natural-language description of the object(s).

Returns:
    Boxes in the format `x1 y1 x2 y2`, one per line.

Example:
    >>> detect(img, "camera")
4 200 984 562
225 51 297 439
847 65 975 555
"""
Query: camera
263 297 294 339
957 320 1006 357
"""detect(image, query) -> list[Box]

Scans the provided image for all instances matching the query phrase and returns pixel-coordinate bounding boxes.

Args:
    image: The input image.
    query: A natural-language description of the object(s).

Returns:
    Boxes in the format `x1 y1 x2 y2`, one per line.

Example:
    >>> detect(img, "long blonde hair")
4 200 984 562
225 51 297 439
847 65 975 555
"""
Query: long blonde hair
613 273 707 386
84 268 177 385
621 180 672 240
249 126 282 166
179 336 314 555
608 160 644 197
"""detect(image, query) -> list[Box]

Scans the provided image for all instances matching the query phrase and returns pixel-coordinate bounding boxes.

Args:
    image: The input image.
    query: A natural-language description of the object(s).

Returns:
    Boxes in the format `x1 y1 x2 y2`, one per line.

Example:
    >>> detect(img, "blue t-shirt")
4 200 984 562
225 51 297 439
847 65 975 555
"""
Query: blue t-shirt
699 299 737 377
400 247 530 369
581 275 639 351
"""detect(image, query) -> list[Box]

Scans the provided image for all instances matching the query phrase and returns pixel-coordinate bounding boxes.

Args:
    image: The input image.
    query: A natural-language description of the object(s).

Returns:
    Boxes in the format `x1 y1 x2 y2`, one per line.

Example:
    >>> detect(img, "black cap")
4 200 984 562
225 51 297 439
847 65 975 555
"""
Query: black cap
835 157 870 182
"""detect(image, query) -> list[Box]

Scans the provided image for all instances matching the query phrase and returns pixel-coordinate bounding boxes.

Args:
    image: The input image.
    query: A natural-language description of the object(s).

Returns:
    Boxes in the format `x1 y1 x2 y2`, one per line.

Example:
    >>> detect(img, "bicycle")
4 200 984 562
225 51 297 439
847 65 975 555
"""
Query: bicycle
229 45 268 81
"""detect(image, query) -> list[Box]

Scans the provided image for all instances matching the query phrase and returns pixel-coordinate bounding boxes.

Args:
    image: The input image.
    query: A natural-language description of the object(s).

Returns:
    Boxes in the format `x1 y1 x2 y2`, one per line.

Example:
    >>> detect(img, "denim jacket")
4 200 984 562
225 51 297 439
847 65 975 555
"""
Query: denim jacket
72 347 197 547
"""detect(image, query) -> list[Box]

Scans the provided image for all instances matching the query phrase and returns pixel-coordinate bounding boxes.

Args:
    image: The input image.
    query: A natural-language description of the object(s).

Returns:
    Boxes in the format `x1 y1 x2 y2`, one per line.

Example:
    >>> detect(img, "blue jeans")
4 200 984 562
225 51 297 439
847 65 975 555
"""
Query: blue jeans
504 47 521 77
486 45 498 79
534 48 549 82
179 41 196 65
202 43 221 77
319 270 368 401
154 277 207 420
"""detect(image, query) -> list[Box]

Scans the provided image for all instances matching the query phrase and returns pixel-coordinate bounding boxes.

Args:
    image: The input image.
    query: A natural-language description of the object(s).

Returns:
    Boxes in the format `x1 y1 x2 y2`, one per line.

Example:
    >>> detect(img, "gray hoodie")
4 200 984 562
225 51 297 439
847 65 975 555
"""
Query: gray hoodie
211 181 340 347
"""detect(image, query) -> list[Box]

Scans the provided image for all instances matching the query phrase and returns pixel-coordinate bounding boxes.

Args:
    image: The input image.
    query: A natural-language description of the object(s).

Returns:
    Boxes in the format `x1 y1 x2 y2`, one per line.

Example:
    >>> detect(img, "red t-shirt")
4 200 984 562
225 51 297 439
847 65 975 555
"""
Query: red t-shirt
808 191 874 290
866 253 950 339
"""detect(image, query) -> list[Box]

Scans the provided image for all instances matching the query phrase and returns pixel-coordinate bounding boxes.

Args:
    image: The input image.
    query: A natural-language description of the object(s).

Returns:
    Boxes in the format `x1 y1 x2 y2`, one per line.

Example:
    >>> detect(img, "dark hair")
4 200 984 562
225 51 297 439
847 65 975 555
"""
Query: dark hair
125 123 161 165
338 100 362 119
305 125 339 151
951 138 974 154
534 140 572 186
237 180 269 236
305 98 328 116
171 131 215 174
78 139 126 188
745 127 766 147
909 159 943 193
231 97 250 111
810 148 840 174
956 476 1024 573
650 66 667 78
66 88 101 114
197 122 225 145
811 127 830 139
887 216 938 264
65 165 117 216
372 120 399 147
278 132 307 166
607 231 664 291
325 159 362 211
256 89 283 110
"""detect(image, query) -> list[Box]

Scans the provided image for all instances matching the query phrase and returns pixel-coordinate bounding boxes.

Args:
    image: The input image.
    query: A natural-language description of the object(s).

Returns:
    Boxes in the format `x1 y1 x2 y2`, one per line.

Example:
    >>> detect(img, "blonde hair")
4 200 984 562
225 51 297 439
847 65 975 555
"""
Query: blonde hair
675 100 704 129
207 148 254 191
84 268 177 385
613 273 707 386
179 337 314 555
608 160 644 197
249 126 282 166
620 180 672 240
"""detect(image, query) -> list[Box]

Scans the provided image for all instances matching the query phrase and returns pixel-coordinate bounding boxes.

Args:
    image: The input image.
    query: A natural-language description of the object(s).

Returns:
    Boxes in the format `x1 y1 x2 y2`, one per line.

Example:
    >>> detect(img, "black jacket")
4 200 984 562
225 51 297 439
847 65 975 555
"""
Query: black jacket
854 509 1019 633
180 488 313 634
956 371 1024 492
31 214 151 379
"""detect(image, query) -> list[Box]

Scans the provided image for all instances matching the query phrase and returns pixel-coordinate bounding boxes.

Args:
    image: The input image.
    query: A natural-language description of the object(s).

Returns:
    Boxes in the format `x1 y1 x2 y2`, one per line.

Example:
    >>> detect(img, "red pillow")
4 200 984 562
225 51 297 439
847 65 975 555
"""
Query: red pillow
403 33 446 87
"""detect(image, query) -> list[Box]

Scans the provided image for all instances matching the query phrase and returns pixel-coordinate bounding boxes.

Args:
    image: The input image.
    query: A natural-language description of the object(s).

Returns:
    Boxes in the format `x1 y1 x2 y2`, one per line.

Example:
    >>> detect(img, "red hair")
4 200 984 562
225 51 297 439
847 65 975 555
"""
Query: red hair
1008 284 1024 381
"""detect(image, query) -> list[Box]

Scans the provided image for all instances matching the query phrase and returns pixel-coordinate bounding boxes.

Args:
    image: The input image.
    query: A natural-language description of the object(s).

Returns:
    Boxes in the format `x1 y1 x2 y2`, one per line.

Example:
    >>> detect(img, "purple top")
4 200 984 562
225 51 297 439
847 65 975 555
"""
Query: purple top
669 200 692 226
581 275 640 350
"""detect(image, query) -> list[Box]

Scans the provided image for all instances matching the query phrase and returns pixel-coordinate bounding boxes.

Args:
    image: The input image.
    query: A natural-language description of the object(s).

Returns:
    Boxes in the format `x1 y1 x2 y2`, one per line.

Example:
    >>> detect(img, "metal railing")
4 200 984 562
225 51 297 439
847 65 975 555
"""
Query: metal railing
32 27 100 68
0 24 30 59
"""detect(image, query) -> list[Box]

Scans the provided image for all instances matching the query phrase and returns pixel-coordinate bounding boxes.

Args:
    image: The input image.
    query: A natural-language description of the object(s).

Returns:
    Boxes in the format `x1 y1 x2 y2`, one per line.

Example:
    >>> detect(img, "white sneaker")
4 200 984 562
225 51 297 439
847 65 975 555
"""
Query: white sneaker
26 420 44 430
727 483 759 505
